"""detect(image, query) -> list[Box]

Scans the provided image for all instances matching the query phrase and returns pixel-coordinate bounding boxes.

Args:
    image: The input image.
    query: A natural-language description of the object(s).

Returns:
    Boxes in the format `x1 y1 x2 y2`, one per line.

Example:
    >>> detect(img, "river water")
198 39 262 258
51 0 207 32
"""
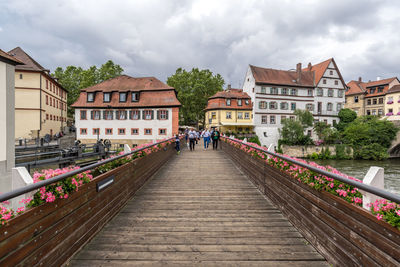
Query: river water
311 158 400 195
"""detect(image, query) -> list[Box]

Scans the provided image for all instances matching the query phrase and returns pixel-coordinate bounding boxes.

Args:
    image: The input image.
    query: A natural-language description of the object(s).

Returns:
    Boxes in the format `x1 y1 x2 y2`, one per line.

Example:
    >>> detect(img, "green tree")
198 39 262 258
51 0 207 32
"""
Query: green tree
336 108 357 131
279 109 314 145
321 127 339 144
167 68 224 127
53 60 124 117
313 121 330 140
342 116 398 160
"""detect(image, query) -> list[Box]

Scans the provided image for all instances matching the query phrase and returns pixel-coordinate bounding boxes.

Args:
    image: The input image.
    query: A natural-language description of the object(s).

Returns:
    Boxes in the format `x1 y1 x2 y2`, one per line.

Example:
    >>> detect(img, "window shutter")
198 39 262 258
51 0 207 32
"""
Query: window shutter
151 110 154 119
129 110 132 120
138 110 141 119
142 110 145 119
103 111 106 119
91 111 94 119
124 110 127 119
116 110 119 119
157 110 160 120
166 110 169 120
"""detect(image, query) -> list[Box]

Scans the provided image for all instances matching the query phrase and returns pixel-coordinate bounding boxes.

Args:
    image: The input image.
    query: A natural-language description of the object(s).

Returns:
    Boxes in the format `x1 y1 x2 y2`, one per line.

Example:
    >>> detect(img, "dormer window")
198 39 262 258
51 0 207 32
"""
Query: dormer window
226 99 231 106
119 92 127 102
87 92 94 102
131 92 139 102
245 99 249 105
237 99 242 106
103 92 111 102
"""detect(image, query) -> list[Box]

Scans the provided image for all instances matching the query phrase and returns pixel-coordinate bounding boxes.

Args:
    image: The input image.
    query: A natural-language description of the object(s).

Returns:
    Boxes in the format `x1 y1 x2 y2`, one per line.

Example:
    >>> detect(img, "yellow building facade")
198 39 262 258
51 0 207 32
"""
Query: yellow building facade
385 85 400 117
204 88 253 134
10 47 68 139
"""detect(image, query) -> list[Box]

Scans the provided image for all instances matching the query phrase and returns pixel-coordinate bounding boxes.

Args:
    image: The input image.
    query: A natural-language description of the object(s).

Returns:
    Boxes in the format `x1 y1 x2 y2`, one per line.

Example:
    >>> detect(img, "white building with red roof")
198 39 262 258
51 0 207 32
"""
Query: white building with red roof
71 75 181 146
242 58 346 148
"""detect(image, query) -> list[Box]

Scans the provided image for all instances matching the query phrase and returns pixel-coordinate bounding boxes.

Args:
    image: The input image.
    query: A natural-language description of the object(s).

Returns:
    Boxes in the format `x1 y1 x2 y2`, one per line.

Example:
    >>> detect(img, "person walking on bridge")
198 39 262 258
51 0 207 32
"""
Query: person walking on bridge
202 129 211 150
211 128 220 150
188 128 196 151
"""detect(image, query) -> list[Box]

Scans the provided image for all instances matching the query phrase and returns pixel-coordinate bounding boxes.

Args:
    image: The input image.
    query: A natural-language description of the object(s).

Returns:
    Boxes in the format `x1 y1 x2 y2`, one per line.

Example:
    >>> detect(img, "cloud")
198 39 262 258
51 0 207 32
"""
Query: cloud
0 0 400 87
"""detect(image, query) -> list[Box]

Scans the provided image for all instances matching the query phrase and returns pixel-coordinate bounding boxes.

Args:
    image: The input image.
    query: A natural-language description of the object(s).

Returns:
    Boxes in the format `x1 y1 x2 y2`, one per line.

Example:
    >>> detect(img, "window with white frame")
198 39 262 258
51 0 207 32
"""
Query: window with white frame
244 112 250 119
259 101 267 109
280 102 288 110
87 93 94 102
261 87 266 94
317 88 323 96
270 115 276 124
237 99 242 106
270 87 278 94
281 88 288 95
327 102 333 111
226 99 231 106
144 110 153 120
269 101 277 109
103 92 111 102
119 92 127 102
306 104 314 111
116 110 127 120
290 88 297 96
226 112 232 119
328 89 334 97
261 115 268 124
290 102 296 110
131 92 139 102
338 90 344 98
245 99 249 105
91 110 101 120
337 103 342 111
238 112 243 119
159 110 168 120
104 110 113 120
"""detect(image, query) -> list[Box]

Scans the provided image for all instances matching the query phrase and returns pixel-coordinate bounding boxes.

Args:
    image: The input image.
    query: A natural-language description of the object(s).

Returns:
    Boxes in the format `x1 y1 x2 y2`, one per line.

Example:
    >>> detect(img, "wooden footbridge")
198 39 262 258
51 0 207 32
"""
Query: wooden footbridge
0 138 399 266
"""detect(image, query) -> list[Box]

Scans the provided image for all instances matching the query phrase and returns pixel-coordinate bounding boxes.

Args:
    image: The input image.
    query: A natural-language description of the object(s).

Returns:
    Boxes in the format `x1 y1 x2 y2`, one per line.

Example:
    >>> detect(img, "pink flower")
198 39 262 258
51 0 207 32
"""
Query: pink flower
376 214 383 220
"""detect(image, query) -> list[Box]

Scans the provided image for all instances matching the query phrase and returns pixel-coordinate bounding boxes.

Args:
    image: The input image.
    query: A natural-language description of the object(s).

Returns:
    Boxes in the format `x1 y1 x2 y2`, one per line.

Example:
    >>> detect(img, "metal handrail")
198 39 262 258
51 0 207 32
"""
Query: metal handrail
222 137 400 204
0 138 174 203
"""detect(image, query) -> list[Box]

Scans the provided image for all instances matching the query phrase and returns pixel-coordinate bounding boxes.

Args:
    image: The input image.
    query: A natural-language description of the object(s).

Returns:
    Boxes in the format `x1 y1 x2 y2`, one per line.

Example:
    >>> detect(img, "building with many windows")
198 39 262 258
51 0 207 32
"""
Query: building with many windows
204 86 253 133
345 77 399 117
71 75 181 146
242 58 346 148
8 47 68 139
384 84 400 119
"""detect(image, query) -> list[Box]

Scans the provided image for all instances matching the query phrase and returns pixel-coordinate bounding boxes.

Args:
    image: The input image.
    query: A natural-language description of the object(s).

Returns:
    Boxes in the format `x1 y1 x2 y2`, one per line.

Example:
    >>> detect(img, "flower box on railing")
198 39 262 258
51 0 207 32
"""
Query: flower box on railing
397 112 400 115
386 112 394 116
398 99 400 103
387 101 394 104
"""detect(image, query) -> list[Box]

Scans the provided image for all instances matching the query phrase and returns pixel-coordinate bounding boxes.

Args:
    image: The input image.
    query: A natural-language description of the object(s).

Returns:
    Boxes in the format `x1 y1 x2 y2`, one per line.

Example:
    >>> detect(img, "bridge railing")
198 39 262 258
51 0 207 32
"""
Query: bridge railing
223 136 400 204
221 136 400 266
0 137 176 266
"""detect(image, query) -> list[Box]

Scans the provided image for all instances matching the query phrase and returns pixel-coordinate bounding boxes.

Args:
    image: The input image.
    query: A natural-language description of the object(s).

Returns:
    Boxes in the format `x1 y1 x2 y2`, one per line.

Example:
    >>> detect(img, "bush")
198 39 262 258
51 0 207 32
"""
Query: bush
335 144 352 160
355 143 388 160
248 136 261 146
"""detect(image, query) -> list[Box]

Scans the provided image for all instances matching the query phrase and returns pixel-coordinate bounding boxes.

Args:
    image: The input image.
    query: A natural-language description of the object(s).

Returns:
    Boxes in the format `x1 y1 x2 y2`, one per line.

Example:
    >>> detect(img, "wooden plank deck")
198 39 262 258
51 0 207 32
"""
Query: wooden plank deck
69 146 328 266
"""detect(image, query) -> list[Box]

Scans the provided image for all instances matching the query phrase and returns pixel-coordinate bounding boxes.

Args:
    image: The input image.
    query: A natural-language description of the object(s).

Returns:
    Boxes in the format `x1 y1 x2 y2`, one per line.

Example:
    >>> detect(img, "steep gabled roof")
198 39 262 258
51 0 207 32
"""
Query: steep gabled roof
303 58 331 85
8 47 47 71
387 84 400 94
249 65 314 87
0 49 23 65
82 75 174 92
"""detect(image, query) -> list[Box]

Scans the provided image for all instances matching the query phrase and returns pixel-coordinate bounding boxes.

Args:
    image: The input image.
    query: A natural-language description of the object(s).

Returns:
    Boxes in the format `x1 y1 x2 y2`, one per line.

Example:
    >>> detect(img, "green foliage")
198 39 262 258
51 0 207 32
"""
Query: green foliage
335 144 352 160
279 109 314 145
248 136 261 146
342 116 398 160
336 108 357 131
321 127 339 145
53 60 124 117
313 121 330 140
167 68 224 126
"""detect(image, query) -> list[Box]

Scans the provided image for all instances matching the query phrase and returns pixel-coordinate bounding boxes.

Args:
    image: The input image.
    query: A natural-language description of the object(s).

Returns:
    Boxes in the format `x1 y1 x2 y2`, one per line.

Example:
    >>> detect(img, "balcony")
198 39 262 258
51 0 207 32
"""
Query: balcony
315 110 339 116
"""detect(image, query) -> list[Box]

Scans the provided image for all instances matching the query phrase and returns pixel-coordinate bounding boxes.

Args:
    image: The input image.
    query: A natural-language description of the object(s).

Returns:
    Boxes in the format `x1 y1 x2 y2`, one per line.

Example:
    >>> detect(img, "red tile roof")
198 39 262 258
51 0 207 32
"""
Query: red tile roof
0 49 23 65
206 89 252 111
209 88 251 99
387 84 400 94
346 80 366 96
303 58 331 85
250 65 314 87
71 75 181 108
83 75 173 92
362 77 397 88
8 47 47 71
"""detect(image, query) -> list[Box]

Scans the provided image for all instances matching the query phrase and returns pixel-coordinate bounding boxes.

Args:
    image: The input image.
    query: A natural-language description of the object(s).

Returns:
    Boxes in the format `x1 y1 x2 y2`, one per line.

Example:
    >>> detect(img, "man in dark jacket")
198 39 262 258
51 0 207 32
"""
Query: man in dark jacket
211 128 220 150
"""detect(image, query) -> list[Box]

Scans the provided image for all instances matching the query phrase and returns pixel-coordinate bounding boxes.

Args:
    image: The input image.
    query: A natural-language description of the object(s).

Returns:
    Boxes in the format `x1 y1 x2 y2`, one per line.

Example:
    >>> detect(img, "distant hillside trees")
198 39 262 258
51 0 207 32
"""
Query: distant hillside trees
53 60 124 117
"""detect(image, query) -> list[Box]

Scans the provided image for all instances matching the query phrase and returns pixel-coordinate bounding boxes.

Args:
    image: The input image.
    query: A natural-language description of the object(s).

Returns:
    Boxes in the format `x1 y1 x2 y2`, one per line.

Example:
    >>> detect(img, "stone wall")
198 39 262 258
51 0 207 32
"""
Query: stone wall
281 144 353 158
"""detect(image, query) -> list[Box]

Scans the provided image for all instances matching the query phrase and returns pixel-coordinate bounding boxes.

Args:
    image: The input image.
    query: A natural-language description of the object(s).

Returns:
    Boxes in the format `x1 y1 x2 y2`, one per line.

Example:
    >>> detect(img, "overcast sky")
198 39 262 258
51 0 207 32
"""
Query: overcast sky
1 0 399 87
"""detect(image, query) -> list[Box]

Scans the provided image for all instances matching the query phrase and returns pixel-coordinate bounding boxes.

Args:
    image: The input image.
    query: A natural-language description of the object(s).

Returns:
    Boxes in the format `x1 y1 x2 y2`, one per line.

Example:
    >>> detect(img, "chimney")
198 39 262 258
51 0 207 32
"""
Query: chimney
296 63 302 83
358 77 362 82
308 62 312 71
377 76 381 81
227 84 231 90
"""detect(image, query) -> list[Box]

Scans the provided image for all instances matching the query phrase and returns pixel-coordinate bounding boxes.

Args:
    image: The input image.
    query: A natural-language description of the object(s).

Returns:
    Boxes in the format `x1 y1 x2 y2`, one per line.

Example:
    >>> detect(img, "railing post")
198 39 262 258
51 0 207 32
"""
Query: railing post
124 144 131 153
11 167 34 210
361 167 384 210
